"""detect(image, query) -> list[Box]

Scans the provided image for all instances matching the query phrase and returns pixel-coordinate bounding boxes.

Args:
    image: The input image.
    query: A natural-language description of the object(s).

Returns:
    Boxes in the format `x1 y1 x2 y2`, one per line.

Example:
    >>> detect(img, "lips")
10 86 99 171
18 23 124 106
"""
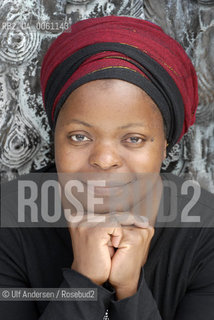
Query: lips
93 184 130 197
81 178 136 188
81 178 137 198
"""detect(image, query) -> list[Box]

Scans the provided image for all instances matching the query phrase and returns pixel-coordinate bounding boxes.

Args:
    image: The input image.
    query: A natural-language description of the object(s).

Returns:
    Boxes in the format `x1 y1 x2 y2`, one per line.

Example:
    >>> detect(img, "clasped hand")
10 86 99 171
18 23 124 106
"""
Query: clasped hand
69 212 154 300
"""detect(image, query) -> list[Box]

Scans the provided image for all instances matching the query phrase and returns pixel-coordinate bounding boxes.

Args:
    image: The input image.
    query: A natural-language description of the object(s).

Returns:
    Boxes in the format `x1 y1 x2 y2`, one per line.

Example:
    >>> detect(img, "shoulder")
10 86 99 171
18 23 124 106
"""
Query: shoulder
153 174 214 281
159 172 214 228
0 163 58 228
0 163 62 275
1 163 57 197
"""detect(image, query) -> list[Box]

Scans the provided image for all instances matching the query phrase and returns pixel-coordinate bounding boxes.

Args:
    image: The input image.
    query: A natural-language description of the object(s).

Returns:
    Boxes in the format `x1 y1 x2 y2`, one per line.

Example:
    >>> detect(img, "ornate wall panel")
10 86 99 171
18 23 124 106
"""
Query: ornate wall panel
0 0 213 191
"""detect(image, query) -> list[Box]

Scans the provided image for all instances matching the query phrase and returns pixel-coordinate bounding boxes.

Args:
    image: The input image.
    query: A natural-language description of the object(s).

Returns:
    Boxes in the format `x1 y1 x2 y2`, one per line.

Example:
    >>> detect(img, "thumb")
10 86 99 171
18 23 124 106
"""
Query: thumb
110 221 123 248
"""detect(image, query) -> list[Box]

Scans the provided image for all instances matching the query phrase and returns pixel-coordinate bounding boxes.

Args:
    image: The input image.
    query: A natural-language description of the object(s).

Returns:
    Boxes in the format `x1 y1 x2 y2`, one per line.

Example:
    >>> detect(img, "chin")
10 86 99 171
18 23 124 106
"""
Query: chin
61 173 161 216
86 200 133 215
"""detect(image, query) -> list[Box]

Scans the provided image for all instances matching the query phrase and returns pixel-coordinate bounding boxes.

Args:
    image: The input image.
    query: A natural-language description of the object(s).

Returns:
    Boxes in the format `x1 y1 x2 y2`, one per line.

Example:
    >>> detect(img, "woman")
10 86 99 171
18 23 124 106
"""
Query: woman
0 15 214 319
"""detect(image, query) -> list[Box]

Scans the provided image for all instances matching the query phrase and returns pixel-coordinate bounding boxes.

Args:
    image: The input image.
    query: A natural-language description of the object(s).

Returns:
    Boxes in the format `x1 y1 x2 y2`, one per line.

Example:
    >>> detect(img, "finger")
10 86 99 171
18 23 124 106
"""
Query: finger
107 239 112 246
122 225 154 235
110 221 123 248
118 225 154 247
108 245 115 258
79 213 118 229
69 212 112 229
65 210 86 229
74 213 123 247
133 215 150 228
113 212 149 228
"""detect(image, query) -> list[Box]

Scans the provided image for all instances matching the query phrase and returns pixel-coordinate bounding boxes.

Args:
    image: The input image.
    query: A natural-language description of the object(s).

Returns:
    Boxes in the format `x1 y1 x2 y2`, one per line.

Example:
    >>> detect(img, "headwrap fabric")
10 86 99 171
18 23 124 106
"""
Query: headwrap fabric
40 15 198 150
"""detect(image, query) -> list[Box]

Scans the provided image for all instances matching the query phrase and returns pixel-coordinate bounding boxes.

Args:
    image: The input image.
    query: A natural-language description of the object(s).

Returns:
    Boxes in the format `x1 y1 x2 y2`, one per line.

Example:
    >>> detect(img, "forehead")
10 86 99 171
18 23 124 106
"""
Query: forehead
62 79 159 111
56 79 164 130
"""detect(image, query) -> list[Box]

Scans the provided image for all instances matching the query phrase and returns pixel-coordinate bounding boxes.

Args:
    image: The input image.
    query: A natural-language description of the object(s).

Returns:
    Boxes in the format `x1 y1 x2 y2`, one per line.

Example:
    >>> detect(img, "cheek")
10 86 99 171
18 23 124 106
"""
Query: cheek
125 144 165 173
54 136 88 173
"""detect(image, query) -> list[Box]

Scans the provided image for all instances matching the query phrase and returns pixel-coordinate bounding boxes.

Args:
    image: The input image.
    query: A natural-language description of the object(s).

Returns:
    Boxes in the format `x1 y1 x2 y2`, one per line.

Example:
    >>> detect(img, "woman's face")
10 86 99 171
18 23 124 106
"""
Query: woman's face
55 79 167 215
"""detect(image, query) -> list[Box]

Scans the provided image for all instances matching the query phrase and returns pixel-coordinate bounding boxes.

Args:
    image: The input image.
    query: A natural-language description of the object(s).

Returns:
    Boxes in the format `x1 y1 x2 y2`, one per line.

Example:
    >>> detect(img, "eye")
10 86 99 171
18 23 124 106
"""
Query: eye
69 134 91 142
125 136 145 144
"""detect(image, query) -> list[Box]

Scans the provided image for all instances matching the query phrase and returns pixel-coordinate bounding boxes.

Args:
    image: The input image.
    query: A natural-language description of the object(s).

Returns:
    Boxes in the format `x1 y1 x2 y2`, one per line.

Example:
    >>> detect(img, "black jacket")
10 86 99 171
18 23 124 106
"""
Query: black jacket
0 165 214 319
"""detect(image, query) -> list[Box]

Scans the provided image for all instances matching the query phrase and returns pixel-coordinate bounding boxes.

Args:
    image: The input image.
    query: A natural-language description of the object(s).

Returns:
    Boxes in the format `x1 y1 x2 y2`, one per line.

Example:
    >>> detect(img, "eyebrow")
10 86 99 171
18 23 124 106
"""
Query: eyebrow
64 119 93 127
119 123 145 129
64 119 145 129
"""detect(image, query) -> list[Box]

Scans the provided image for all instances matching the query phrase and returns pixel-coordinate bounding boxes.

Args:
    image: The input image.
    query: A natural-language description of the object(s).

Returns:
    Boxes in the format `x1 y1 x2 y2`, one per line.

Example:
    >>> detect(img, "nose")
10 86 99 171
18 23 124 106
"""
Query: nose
88 143 123 170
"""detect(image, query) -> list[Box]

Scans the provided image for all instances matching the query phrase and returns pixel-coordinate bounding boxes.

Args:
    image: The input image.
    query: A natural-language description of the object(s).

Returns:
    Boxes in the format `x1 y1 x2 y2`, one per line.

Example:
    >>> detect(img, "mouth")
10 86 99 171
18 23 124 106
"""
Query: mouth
82 178 137 197
81 178 136 188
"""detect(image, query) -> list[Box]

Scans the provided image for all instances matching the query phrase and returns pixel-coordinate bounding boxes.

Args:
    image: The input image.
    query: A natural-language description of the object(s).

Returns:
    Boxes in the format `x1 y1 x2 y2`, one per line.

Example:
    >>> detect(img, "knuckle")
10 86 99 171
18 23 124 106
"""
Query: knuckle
78 224 89 234
148 227 155 238
128 229 142 244
135 231 143 243
139 228 152 242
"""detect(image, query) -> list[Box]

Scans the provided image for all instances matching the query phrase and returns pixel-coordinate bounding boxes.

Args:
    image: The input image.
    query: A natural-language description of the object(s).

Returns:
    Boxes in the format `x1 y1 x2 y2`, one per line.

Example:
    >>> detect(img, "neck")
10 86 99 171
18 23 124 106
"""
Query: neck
131 175 163 227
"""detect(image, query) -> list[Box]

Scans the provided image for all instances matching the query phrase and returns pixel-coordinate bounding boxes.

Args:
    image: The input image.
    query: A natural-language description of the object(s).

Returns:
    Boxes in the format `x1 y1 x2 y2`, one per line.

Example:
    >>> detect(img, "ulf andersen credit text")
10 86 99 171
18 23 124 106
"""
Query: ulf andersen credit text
0 288 97 301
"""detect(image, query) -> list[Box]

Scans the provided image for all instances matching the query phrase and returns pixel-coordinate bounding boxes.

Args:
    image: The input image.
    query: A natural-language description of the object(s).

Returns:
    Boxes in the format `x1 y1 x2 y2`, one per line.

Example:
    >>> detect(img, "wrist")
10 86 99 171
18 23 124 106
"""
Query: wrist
115 284 138 300
114 283 138 300
71 263 106 286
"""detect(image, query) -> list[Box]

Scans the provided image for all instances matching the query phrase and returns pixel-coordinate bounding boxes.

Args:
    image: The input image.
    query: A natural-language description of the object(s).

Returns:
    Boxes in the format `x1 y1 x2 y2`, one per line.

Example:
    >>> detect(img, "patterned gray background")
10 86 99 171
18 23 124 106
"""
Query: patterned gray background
0 0 213 191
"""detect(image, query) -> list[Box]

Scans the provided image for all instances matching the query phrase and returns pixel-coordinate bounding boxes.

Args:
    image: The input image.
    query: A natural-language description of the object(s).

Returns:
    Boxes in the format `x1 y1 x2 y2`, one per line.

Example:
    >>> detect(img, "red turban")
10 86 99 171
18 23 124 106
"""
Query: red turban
40 15 198 150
